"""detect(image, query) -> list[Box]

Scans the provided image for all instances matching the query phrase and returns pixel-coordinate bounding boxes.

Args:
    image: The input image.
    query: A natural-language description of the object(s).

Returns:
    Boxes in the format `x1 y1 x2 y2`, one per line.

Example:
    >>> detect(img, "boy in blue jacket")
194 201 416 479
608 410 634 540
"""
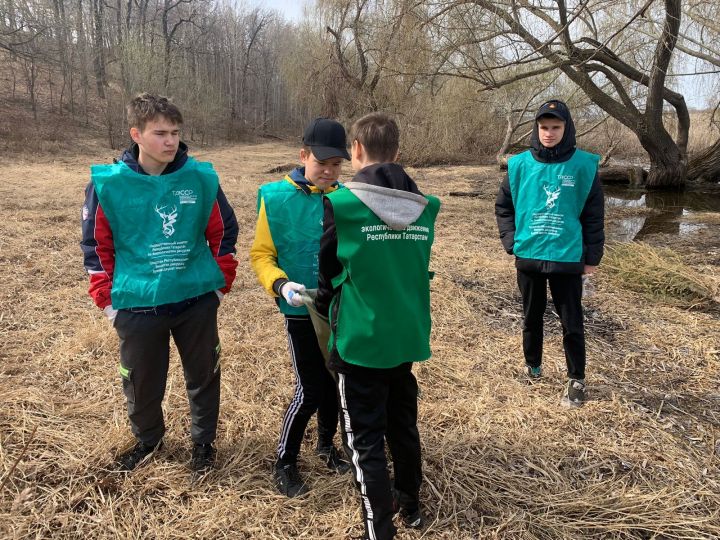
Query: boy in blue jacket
81 93 238 473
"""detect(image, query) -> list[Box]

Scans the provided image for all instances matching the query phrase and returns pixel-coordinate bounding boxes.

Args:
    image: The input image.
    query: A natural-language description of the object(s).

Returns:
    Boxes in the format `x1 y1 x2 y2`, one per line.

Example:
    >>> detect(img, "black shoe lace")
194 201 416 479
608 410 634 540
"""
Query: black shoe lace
123 447 144 465
119 442 154 469
194 444 211 458
193 444 215 465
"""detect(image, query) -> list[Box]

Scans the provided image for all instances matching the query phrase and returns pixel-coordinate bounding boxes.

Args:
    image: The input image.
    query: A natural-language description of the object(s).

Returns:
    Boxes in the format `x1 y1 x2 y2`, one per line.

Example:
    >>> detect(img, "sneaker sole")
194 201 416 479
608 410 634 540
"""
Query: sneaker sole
404 517 423 528
560 397 584 408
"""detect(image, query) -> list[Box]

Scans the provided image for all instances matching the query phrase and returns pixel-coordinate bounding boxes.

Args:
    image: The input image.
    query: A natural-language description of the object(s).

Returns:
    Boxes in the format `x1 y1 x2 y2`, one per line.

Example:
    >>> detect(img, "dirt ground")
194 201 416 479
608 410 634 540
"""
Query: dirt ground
1 142 719 539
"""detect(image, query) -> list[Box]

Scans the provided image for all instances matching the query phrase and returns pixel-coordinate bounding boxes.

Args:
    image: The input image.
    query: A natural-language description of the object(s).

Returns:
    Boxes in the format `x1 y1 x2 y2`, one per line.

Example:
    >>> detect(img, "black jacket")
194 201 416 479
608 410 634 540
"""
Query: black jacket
315 162 423 316
495 103 605 274
118 141 189 174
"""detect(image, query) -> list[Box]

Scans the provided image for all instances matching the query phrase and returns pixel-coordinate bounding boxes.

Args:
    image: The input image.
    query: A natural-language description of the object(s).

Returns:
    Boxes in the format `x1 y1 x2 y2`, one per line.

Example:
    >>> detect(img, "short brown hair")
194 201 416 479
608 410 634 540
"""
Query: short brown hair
349 112 399 163
127 93 183 131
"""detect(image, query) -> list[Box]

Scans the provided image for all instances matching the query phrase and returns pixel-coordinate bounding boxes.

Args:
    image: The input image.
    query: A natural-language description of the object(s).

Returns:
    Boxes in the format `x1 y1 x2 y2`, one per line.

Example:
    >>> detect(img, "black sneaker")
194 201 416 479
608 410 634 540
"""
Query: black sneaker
116 440 162 471
392 489 424 529
191 443 217 473
316 445 351 474
274 462 308 497
561 378 586 408
399 507 424 529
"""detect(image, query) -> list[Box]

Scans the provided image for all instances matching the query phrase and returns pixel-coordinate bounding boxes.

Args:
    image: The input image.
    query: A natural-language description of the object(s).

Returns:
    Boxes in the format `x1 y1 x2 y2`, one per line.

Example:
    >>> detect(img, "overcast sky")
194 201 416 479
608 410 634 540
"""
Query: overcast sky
252 0 312 21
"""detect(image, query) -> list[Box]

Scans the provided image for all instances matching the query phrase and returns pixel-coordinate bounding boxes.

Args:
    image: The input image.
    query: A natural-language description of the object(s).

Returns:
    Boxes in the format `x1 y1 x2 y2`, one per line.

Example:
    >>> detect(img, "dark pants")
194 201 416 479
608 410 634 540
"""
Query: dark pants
337 362 422 540
114 292 221 446
517 270 585 379
277 316 339 464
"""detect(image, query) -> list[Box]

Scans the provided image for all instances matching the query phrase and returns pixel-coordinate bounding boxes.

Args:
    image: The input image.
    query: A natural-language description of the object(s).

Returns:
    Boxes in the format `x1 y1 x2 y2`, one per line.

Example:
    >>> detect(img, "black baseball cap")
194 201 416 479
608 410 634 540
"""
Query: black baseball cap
302 118 351 160
535 100 569 122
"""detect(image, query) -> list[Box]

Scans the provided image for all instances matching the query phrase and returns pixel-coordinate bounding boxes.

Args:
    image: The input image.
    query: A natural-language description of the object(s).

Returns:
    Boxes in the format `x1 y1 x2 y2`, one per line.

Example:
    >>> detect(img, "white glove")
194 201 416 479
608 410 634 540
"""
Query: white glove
280 281 306 307
215 289 224 302
103 305 118 325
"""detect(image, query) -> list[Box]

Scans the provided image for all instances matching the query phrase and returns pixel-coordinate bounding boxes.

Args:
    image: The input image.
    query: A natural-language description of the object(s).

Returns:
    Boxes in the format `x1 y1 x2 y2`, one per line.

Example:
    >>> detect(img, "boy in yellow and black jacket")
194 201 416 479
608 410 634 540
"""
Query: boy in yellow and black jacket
250 118 351 497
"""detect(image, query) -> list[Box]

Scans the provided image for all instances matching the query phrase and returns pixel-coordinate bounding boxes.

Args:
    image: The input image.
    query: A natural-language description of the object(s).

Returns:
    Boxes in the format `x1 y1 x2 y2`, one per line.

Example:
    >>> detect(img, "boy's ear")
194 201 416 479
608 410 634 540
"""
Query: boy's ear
351 139 363 161
129 126 141 143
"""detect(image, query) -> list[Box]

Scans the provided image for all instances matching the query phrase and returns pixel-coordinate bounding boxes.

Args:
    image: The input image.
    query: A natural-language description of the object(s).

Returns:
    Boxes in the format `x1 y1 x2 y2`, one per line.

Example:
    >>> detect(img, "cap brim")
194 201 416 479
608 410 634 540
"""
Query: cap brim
310 145 351 160
536 110 565 121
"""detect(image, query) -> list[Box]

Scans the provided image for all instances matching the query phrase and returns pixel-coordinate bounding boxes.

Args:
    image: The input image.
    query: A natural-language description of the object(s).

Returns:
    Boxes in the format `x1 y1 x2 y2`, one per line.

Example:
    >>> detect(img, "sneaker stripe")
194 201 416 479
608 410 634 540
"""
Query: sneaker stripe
338 373 376 540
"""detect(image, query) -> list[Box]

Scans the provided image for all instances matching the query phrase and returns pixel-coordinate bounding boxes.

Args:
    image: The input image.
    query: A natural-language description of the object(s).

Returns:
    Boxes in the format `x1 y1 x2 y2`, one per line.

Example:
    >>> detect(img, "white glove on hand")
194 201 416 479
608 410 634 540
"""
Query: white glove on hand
103 305 118 325
280 281 306 307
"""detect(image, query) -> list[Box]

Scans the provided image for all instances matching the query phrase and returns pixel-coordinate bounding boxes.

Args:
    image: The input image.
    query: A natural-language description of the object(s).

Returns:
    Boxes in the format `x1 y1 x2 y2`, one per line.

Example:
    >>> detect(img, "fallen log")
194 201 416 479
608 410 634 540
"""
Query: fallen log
598 166 648 186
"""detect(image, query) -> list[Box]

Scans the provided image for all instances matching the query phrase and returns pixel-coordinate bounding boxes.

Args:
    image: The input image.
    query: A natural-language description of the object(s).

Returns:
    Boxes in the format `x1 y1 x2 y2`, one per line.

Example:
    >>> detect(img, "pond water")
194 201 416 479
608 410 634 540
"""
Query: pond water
604 186 720 242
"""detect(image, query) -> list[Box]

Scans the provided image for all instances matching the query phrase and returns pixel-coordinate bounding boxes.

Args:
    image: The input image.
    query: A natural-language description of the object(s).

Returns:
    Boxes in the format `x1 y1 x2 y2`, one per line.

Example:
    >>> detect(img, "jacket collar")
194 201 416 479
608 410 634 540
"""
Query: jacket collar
118 141 189 174
285 167 340 194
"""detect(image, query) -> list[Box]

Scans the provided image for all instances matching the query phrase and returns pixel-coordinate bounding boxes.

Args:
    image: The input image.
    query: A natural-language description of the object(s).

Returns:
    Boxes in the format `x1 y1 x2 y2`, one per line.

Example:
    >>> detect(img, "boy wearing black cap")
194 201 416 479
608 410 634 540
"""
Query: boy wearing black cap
495 100 605 407
250 117 351 497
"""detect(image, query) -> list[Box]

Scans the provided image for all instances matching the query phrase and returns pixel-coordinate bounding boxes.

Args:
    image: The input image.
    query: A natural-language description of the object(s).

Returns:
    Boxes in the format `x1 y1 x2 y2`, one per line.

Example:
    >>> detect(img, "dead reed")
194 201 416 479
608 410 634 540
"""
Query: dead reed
603 242 720 308
1 145 718 539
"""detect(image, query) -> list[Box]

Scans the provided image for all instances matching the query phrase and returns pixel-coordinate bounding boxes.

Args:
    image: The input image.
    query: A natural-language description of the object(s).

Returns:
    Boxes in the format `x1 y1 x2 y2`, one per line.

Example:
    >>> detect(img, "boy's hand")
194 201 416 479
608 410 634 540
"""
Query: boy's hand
103 305 118 325
281 282 306 307
583 265 597 275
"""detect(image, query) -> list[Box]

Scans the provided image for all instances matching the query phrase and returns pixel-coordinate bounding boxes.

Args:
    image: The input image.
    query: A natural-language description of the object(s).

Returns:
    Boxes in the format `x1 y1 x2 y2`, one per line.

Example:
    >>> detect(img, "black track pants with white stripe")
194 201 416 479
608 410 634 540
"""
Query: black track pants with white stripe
276 316 340 464
337 362 422 540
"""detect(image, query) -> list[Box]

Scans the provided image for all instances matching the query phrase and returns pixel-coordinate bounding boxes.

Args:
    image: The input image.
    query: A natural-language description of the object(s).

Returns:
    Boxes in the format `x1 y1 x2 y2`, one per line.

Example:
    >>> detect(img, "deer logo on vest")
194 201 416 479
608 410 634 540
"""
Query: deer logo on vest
155 205 178 237
543 184 561 209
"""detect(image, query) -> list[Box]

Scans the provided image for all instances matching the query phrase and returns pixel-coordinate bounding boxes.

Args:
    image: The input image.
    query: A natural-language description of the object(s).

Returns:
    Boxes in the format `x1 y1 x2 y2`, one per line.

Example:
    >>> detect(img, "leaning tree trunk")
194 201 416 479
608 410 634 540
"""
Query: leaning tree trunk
496 113 515 168
687 138 720 183
638 129 687 189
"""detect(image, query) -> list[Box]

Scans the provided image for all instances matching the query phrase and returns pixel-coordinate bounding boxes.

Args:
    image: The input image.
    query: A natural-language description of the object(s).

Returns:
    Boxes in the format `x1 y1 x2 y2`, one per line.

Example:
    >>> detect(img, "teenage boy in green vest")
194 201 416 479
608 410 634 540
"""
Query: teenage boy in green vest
250 118 352 498
81 93 239 473
315 113 441 540
495 99 605 407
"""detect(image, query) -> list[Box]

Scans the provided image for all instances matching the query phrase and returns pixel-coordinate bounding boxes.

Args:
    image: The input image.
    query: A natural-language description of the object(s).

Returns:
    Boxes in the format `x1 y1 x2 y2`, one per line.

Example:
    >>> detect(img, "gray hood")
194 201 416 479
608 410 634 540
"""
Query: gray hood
345 182 428 230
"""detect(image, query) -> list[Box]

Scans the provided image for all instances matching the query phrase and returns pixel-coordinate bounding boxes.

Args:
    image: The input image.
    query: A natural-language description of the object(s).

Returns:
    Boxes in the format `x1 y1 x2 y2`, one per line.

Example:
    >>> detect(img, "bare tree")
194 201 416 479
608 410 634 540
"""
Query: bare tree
426 0 692 188
325 0 411 113
648 0 720 183
161 0 204 90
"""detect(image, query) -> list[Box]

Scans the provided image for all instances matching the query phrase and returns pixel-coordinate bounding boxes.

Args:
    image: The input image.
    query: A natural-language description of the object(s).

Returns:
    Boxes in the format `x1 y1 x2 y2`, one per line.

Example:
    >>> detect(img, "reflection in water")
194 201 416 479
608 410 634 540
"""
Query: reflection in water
604 186 720 242
611 216 646 242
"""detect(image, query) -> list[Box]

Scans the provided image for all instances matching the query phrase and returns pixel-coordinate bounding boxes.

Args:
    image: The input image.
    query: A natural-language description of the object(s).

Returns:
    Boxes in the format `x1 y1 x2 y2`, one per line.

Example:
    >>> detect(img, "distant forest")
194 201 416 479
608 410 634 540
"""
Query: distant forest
1 0 719 186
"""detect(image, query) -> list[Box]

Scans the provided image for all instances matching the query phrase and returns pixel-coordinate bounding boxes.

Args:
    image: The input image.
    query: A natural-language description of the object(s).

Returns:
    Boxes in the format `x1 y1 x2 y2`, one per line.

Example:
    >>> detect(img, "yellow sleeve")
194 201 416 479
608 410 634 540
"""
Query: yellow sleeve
250 197 288 296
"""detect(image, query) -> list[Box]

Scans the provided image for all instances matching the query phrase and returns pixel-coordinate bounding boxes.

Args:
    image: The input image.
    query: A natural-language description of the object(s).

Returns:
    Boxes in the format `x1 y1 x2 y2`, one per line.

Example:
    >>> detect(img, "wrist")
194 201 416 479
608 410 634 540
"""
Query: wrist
273 278 289 297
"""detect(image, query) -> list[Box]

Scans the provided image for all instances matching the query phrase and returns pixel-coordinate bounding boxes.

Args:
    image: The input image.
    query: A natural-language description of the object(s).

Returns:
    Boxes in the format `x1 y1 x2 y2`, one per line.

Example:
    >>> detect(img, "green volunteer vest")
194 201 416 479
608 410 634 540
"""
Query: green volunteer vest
327 188 440 369
508 149 599 263
259 178 342 315
91 158 226 309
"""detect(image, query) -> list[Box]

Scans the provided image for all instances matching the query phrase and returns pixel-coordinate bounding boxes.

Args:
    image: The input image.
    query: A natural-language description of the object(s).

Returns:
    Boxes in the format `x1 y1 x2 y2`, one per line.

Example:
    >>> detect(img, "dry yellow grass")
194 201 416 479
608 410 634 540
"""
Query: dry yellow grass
1 143 719 539
604 242 720 308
